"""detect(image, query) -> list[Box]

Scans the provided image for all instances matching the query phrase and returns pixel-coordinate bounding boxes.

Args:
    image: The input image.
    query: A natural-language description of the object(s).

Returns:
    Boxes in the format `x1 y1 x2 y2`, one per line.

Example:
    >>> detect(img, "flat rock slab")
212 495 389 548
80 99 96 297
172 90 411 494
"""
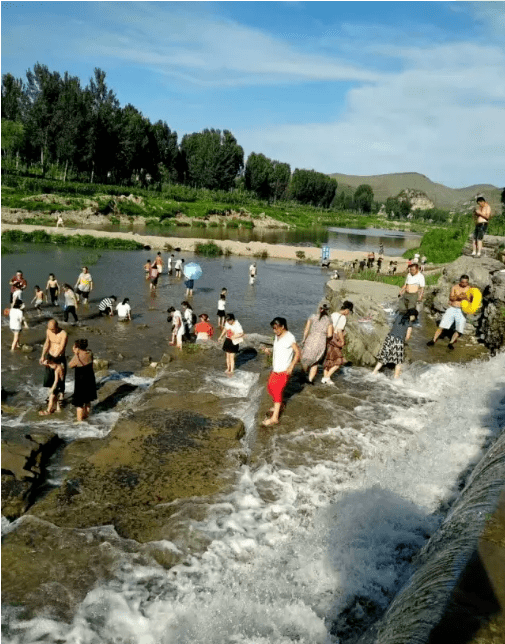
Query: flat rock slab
29 409 245 542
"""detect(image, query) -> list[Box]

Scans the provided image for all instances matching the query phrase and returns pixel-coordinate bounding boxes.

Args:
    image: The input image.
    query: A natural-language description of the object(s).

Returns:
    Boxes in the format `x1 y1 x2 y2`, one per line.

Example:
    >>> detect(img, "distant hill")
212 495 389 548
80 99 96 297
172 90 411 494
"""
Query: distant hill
328 172 501 211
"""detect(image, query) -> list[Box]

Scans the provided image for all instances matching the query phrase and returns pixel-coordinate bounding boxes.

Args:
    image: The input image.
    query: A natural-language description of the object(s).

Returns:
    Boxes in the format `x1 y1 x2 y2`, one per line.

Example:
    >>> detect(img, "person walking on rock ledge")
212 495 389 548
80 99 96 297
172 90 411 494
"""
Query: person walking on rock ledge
262 317 300 426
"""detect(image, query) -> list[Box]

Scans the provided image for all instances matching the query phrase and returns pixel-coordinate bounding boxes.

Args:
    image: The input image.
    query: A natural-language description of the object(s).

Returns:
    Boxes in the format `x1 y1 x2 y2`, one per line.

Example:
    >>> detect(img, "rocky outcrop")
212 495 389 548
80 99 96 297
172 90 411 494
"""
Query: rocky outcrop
325 279 397 366
397 189 435 211
1 431 63 519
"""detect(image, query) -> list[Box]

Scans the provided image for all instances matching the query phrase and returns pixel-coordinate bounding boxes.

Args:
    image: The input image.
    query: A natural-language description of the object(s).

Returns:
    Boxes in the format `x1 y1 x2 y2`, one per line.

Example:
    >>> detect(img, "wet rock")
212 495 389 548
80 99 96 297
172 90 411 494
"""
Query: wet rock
142 356 152 365
29 409 245 542
160 353 173 364
1 516 151 621
2 433 62 519
325 279 395 366
20 344 34 353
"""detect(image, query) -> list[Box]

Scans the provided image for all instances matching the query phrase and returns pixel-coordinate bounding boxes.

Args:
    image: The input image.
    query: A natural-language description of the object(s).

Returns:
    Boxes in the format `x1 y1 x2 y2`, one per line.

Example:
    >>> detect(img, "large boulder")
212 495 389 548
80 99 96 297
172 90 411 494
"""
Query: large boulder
325 279 397 366
29 409 245 543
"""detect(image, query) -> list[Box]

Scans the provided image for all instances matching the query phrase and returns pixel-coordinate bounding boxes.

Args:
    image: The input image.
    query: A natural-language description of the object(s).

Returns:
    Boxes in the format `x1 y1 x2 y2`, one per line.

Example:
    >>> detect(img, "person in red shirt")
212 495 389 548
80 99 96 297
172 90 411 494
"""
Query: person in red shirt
194 314 214 341
9 270 27 303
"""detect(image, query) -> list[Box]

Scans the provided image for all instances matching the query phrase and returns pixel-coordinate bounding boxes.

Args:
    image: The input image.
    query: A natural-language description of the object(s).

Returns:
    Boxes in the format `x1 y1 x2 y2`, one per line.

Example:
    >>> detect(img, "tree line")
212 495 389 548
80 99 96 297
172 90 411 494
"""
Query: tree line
2 63 381 212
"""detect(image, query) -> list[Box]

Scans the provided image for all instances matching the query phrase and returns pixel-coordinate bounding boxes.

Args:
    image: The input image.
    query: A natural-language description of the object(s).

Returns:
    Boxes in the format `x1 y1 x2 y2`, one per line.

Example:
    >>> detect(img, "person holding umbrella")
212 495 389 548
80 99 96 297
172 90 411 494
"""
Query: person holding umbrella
183 262 203 297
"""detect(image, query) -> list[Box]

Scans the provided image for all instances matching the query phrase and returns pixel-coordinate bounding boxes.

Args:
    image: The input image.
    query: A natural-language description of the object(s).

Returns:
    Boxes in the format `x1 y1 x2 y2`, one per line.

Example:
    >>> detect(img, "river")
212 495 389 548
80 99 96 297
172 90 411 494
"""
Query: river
2 246 503 643
75 223 422 257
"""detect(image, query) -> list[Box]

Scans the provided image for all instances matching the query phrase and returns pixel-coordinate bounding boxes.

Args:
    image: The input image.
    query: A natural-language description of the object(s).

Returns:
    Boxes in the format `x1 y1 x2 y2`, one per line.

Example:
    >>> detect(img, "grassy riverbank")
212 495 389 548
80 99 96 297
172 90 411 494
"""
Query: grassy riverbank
1 229 144 252
2 172 447 233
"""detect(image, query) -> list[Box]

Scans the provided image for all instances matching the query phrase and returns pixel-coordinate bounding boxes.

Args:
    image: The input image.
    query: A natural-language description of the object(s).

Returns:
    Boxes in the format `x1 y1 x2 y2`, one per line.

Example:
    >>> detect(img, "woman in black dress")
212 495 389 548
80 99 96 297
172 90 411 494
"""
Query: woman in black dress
68 338 97 422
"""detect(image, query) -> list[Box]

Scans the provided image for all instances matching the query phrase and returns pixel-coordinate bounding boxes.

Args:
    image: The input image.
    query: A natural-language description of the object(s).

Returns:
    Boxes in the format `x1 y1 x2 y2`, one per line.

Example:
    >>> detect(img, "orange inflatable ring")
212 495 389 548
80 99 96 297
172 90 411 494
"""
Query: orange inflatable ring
461 287 482 315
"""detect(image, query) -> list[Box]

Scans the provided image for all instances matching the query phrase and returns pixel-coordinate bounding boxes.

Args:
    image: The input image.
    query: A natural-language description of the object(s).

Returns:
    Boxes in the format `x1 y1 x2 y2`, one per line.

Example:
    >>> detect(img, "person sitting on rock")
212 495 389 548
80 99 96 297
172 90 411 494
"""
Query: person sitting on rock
427 274 472 350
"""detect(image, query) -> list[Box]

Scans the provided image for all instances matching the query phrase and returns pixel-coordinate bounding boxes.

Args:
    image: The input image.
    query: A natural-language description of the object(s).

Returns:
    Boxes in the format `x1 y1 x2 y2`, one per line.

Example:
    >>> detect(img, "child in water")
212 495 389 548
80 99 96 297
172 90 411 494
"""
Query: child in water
31 285 45 316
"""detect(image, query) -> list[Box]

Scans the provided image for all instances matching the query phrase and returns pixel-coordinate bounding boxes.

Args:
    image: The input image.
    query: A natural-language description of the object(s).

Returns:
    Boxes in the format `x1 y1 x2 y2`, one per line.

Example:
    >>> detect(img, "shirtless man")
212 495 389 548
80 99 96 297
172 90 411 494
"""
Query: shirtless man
472 197 492 258
39 319 68 409
427 275 472 350
398 263 425 313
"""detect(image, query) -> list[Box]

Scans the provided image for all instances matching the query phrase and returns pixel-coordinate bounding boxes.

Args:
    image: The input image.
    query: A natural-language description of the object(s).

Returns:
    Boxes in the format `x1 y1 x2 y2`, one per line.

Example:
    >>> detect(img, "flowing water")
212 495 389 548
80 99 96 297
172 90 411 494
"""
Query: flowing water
2 247 504 644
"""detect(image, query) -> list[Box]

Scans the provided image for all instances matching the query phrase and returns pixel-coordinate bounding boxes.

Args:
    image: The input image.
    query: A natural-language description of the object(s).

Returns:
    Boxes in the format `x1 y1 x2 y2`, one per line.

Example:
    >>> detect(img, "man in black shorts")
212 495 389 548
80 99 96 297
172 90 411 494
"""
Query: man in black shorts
472 197 492 258
74 266 93 305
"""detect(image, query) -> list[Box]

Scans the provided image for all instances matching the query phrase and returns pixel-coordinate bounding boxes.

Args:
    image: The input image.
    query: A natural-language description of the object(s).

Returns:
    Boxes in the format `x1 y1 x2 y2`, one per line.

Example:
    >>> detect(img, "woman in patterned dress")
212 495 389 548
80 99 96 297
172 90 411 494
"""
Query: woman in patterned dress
373 309 418 379
300 303 333 384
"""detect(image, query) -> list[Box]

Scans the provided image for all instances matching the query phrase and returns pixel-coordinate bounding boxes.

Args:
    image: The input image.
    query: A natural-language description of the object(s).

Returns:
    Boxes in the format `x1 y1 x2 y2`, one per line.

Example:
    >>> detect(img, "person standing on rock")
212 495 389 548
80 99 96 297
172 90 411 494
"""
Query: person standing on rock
322 301 354 385
262 317 300 426
218 313 244 375
69 338 97 422
74 266 93 305
472 197 492 258
300 303 333 384
373 309 418 379
427 275 472 350
40 319 68 410
398 263 425 313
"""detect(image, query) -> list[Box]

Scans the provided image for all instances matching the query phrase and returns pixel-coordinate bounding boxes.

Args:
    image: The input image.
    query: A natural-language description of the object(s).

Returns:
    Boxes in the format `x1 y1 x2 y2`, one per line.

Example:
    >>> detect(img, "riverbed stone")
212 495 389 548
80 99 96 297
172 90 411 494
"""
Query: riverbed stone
325 279 395 366
28 409 245 542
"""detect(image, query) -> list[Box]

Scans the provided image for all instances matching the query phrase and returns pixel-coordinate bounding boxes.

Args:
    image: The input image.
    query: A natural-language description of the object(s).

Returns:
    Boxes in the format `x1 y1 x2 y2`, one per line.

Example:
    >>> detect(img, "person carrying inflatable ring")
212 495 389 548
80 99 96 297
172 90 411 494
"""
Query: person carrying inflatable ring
427 275 476 351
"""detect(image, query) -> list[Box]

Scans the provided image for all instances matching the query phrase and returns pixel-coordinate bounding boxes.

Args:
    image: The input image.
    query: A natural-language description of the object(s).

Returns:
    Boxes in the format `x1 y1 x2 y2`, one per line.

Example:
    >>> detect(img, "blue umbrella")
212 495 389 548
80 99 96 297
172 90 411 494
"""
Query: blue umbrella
183 262 203 280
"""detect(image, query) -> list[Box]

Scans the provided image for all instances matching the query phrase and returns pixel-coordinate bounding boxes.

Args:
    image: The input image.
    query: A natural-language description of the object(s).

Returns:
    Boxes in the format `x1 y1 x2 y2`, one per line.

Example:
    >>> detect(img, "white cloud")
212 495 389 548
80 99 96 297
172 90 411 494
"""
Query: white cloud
235 42 505 187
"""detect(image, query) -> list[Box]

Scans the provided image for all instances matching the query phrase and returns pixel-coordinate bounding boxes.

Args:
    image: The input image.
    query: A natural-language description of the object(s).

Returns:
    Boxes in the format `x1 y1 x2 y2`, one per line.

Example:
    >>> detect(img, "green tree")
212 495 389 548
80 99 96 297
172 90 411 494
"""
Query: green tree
290 169 337 207
353 184 374 213
180 129 244 191
385 196 399 217
1 119 24 159
1 73 26 121
270 160 291 202
245 152 274 199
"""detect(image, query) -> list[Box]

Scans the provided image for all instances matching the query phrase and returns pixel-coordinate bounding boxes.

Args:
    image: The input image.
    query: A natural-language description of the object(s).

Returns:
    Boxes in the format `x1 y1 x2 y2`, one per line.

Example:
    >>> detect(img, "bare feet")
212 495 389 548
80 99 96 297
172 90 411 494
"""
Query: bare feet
39 409 54 416
262 418 279 427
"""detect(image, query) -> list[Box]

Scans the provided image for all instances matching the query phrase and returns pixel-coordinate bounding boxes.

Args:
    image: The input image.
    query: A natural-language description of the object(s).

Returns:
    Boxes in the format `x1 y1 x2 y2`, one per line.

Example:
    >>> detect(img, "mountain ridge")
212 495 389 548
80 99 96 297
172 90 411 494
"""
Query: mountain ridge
328 171 501 210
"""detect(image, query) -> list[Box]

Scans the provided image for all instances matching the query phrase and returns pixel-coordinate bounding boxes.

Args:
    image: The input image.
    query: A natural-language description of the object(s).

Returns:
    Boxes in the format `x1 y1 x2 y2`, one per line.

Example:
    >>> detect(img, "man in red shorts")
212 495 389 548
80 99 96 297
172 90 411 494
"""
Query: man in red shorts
262 316 300 427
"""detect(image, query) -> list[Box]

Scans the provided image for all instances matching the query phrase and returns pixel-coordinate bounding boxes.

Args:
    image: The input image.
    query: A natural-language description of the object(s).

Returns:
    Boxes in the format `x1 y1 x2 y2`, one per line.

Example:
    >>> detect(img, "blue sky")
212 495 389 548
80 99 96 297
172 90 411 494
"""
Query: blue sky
2 1 504 188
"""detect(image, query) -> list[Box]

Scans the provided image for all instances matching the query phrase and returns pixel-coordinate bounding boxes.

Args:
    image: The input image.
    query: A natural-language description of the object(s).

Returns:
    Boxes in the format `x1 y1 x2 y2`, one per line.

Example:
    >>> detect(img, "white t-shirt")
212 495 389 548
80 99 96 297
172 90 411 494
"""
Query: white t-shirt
249 264 257 276
224 320 244 344
9 308 24 331
405 272 426 288
175 259 182 270
116 302 131 319
272 331 296 373
183 308 194 329
218 298 226 311
76 272 92 292
331 312 347 331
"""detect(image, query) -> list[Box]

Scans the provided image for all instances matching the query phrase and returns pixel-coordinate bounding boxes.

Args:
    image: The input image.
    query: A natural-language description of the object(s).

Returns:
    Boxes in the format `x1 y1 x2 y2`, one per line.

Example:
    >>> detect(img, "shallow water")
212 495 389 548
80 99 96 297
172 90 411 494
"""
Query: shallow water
2 247 503 644
74 223 422 256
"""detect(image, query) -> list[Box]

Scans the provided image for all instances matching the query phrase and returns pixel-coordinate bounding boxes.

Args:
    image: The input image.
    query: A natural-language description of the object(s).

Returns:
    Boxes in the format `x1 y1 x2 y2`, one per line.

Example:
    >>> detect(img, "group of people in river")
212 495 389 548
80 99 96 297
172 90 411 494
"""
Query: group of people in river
6 194 492 426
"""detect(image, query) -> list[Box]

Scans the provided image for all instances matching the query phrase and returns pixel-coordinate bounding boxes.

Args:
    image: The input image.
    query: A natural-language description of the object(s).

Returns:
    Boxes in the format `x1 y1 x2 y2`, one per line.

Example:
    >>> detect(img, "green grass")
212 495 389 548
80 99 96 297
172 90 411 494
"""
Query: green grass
1 229 144 250
351 268 441 287
402 220 473 263
194 241 223 256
